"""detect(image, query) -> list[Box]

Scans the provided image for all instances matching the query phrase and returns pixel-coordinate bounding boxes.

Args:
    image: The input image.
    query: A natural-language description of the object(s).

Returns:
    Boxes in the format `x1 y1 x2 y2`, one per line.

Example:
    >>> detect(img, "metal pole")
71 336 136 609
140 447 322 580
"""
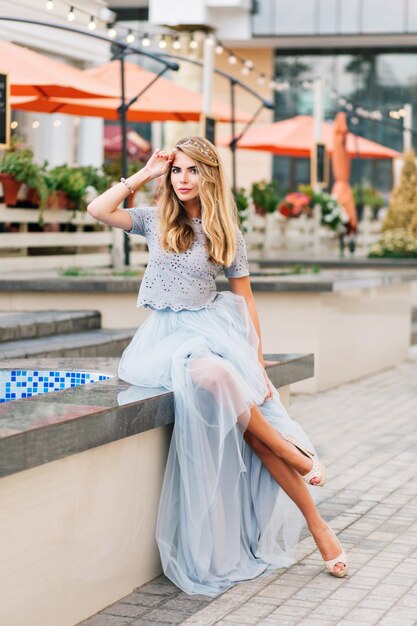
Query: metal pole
119 51 130 267
313 77 324 256
230 79 237 196
403 103 413 152
202 35 214 117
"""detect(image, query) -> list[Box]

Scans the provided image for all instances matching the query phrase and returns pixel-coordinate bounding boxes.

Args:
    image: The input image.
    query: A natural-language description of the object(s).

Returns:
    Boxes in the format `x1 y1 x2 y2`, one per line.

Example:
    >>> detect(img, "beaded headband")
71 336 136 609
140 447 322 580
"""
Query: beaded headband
176 139 219 166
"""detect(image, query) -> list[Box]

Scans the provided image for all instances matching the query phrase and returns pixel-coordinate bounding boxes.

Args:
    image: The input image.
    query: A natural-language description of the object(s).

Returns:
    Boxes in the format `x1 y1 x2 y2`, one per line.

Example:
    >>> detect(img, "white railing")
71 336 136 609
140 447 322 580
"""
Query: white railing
0 204 149 273
244 205 382 256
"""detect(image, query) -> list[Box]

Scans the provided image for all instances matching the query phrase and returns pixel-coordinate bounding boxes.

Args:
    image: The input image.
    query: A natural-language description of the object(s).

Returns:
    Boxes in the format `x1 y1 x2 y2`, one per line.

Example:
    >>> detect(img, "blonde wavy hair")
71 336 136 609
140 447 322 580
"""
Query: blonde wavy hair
157 136 239 266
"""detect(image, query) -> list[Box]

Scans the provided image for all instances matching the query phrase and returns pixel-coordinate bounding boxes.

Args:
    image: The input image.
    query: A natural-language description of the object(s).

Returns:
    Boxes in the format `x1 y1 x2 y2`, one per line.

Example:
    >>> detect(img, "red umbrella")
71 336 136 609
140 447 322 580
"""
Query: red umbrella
222 115 401 159
331 112 357 231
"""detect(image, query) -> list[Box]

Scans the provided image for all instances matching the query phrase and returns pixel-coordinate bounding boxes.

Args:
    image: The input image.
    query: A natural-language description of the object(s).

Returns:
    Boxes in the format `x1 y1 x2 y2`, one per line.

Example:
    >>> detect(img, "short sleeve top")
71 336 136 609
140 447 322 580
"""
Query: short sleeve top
124 206 249 311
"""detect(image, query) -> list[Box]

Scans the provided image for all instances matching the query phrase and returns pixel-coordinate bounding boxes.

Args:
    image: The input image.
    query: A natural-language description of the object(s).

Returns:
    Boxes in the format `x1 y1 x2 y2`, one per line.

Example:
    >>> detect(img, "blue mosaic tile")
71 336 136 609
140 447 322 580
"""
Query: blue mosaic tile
0 369 113 404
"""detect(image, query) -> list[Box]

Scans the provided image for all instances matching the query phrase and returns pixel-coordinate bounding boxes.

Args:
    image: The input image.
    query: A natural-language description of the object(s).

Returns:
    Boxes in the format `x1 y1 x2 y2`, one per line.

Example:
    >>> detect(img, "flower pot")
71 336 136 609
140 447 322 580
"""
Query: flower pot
27 187 40 207
0 173 23 207
254 203 267 216
47 190 70 210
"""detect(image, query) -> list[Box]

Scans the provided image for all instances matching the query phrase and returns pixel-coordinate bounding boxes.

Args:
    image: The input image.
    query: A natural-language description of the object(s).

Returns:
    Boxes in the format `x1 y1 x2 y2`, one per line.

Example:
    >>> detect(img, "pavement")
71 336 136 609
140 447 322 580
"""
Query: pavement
80 346 417 626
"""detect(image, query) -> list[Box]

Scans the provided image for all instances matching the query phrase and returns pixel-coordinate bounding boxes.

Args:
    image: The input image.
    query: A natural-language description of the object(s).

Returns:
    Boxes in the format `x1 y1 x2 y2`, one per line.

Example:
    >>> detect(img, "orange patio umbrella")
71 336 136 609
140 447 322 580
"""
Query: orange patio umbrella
226 115 400 159
331 112 357 231
0 39 115 98
11 60 250 123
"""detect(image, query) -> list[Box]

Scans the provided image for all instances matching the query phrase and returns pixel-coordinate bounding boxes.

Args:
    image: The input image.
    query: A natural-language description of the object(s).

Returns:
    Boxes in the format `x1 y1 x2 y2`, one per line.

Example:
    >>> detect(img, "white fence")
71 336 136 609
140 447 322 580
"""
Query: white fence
0 204 149 273
0 203 383 273
244 206 382 256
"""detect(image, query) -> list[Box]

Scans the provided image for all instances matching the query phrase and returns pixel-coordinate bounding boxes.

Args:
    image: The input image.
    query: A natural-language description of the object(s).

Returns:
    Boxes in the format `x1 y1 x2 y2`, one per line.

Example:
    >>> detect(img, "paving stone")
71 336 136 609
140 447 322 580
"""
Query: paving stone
79 351 417 626
103 604 151 619
81 615 133 626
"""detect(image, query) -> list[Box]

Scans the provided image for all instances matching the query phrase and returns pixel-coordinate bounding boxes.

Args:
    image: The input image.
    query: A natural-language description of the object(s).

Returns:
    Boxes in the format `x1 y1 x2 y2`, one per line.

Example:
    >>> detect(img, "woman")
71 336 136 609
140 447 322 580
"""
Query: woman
87 137 348 597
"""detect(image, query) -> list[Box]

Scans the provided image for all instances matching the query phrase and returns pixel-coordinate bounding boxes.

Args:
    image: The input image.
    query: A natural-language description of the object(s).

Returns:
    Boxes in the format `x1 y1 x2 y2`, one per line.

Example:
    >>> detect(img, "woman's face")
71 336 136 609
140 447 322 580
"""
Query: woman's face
170 151 199 203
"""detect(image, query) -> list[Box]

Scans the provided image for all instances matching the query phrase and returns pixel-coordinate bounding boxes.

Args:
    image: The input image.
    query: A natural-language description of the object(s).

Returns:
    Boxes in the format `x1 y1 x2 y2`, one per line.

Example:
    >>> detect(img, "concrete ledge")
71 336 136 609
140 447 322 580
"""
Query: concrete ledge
0 269 416 294
0 354 314 478
0 353 313 626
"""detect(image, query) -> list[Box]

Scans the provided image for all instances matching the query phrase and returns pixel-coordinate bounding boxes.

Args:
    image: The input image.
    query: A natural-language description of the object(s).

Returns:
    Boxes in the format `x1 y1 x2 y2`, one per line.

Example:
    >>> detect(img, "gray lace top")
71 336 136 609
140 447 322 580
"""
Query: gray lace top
124 206 250 312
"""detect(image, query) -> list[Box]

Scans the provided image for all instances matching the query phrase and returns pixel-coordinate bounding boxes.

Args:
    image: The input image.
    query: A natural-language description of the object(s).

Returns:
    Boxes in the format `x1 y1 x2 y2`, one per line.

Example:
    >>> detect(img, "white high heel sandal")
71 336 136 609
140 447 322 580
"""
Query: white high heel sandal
283 434 327 487
323 525 349 578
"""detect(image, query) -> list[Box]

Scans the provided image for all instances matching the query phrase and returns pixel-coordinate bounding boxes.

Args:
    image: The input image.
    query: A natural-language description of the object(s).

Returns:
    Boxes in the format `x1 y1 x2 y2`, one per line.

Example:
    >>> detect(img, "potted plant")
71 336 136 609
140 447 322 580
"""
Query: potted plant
234 187 250 232
47 165 87 211
299 184 350 234
0 144 49 214
353 181 385 221
250 179 281 215
278 192 312 218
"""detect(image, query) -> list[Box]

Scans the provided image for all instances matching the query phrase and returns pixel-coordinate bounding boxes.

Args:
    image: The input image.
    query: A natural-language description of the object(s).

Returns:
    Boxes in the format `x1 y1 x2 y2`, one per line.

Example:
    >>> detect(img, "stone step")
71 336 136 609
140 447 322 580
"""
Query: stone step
0 310 101 343
0 328 135 359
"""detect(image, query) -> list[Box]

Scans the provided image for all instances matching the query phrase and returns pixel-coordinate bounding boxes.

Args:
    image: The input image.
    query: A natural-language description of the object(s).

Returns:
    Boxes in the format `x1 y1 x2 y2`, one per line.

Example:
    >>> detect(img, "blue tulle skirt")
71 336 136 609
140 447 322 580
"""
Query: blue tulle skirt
118 291 317 597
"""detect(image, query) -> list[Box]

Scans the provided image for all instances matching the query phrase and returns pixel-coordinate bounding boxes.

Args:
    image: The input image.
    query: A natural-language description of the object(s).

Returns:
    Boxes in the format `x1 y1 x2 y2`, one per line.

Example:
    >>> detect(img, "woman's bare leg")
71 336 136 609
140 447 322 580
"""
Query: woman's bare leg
244 403 322 485
243 430 346 575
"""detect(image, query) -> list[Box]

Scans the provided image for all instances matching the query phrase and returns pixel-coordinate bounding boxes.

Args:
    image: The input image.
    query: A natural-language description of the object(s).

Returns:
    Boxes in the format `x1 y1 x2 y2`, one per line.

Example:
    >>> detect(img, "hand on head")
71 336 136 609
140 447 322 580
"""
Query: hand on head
144 148 176 179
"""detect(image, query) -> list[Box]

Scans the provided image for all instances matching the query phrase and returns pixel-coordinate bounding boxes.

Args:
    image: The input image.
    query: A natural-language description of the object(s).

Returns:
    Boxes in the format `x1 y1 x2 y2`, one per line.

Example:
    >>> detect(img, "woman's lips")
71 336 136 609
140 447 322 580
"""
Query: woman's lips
178 188 191 192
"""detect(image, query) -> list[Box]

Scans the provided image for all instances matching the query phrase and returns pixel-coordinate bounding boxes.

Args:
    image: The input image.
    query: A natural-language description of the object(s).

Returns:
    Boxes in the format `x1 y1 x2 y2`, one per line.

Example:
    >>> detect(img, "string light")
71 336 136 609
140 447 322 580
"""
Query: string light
107 23 117 38
215 43 224 55
53 119 62 127
141 33 150 47
228 54 237 65
172 35 181 50
10 121 18 129
32 121 40 129
189 34 198 50
46 0 54 9
88 15 96 31
258 74 266 85
205 33 215 46
67 5 75 21
241 66 250 76
159 34 167 49
126 29 135 44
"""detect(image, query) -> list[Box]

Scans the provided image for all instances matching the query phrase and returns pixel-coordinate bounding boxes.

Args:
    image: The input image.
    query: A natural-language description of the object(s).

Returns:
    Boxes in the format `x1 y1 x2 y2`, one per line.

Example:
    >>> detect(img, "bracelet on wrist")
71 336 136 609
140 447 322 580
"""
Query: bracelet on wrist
120 177 134 194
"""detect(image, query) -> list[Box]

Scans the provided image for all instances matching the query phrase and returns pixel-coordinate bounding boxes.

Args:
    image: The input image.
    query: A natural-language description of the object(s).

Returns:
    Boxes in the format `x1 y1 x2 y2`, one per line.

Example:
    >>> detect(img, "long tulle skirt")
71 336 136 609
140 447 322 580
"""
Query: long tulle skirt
118 291 318 597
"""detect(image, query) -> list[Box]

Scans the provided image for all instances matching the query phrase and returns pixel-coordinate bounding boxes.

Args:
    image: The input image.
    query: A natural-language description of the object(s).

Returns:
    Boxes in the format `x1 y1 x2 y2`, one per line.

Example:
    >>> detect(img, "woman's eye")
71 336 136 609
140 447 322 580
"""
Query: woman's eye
172 168 180 173
190 168 197 174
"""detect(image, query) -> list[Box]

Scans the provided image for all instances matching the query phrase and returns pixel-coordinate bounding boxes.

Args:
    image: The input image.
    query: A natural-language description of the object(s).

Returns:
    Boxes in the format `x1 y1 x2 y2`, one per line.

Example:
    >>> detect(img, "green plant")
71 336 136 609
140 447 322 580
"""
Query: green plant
353 182 385 211
299 184 349 233
234 187 250 232
383 151 417 237
0 145 49 218
102 155 145 181
48 165 87 210
251 179 281 213
77 165 111 195
60 267 90 276
368 228 417 258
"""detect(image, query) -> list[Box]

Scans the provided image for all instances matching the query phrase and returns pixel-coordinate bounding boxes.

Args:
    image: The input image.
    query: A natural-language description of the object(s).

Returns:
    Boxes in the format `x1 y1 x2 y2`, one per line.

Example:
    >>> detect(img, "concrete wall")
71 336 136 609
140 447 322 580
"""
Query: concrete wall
0 281 412 393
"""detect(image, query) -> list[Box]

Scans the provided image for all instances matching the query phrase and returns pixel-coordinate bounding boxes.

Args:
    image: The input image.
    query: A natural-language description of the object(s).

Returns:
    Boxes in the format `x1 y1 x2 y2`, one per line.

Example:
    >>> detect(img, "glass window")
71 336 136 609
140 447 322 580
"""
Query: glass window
273 49 417 192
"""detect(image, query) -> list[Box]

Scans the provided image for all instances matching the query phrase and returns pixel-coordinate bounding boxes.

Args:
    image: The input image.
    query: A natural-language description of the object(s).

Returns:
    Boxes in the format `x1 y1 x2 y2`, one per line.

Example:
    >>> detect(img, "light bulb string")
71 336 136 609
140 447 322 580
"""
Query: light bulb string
42 0 411 124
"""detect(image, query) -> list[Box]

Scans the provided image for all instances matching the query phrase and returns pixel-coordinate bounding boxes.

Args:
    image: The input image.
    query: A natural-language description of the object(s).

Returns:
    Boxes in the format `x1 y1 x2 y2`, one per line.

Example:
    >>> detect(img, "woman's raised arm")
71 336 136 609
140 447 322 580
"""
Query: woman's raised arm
87 149 175 230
